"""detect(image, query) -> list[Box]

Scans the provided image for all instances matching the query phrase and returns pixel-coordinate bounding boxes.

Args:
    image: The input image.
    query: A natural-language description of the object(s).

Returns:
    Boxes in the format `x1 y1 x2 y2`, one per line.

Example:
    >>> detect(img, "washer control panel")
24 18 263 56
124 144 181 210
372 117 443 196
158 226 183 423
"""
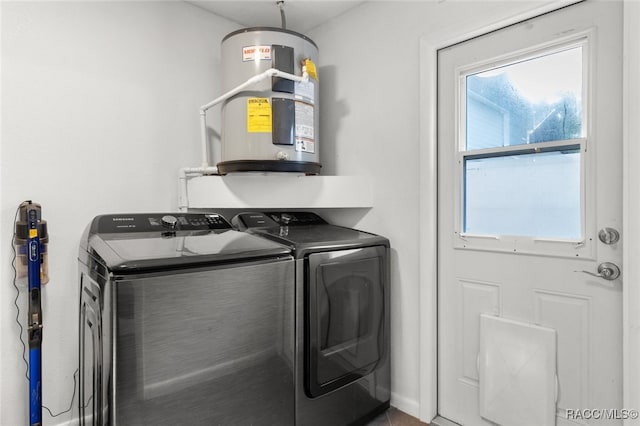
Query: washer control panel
92 213 231 233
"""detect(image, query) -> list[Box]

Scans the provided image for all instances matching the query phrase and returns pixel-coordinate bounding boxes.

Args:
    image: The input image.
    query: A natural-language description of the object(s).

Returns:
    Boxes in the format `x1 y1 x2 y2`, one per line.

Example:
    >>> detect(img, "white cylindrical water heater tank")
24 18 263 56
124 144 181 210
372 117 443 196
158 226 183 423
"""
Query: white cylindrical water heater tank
218 27 321 175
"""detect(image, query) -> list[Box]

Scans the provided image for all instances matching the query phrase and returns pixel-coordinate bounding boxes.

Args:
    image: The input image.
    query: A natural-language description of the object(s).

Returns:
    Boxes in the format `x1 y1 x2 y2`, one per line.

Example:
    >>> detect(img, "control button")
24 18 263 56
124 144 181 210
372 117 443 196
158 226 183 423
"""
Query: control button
161 215 178 229
204 214 226 227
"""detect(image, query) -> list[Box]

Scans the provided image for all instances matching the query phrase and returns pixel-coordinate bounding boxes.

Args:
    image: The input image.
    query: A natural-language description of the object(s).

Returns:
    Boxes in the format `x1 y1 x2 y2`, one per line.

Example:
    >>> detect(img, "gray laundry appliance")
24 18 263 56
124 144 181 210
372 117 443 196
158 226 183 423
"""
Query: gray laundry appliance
78 212 295 425
232 211 391 426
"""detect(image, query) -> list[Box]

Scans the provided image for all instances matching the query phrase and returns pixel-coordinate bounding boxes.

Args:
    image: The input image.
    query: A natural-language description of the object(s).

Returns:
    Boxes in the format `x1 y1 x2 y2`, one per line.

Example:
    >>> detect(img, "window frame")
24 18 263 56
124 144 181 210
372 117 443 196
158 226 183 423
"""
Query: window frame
452 34 596 258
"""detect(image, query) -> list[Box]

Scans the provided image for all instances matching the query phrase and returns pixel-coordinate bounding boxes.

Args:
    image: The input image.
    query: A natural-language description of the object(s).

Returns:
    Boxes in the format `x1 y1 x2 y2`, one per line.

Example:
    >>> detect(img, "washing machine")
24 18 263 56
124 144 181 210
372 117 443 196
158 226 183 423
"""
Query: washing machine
232 211 390 426
78 212 295 425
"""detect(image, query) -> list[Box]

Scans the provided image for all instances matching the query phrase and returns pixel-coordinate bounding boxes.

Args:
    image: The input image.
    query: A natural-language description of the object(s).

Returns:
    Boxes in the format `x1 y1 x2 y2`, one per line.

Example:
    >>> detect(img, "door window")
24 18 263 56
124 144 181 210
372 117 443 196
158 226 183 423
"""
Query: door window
457 40 591 254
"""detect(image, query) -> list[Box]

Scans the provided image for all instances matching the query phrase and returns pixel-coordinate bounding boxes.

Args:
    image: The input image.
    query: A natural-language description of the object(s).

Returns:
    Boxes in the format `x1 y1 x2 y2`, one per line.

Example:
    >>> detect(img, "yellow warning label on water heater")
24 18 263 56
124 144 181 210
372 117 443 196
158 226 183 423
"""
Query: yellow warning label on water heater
304 58 318 80
247 98 272 133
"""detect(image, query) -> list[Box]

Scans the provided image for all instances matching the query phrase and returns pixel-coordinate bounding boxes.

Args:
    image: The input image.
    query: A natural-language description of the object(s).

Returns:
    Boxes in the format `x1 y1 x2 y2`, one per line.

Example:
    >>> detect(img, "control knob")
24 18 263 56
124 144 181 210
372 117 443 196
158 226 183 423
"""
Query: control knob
161 215 178 229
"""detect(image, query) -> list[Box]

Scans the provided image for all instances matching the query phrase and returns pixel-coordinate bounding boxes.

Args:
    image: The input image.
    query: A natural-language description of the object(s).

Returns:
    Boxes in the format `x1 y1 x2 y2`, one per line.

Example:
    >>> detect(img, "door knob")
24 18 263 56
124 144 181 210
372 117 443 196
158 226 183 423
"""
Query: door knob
575 262 621 280
598 227 620 245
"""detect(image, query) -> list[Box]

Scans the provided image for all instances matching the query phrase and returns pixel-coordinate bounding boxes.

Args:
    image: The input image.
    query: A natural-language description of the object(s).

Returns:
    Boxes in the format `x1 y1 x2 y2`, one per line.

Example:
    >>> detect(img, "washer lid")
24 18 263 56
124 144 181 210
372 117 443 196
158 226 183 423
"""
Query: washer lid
82 213 291 273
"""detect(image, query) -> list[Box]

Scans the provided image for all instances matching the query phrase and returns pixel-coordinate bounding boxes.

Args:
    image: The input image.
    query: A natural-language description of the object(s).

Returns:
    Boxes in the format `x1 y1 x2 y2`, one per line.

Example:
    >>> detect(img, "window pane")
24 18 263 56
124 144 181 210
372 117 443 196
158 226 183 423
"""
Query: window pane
464 147 581 239
466 47 583 150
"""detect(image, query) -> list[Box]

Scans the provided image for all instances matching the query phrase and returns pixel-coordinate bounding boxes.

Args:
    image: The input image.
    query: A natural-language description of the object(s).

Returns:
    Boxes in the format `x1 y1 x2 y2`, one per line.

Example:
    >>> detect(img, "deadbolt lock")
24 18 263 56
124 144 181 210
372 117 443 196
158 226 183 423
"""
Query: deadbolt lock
598 227 620 245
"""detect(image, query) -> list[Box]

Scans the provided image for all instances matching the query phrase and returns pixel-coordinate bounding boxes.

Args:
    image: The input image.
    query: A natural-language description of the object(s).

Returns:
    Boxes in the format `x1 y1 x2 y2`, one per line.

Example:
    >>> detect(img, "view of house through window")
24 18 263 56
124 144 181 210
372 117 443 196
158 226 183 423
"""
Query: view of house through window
462 45 585 239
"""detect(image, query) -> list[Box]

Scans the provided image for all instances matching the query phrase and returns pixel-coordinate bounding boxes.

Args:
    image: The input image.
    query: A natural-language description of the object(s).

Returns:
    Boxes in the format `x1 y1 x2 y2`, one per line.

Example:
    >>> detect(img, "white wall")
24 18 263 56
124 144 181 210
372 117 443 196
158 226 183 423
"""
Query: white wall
307 0 557 417
0 2 239 424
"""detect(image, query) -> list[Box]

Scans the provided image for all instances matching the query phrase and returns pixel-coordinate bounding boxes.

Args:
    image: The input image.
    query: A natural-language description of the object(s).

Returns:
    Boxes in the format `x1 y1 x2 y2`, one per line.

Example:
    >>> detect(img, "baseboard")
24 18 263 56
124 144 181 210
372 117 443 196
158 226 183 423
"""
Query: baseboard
390 392 420 419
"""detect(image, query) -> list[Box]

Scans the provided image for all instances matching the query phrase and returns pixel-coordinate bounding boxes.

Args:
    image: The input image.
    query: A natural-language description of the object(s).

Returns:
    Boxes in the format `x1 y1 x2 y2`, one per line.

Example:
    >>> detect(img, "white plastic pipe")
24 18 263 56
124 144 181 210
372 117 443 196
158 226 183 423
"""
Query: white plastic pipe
201 68 307 113
178 166 218 211
199 112 210 169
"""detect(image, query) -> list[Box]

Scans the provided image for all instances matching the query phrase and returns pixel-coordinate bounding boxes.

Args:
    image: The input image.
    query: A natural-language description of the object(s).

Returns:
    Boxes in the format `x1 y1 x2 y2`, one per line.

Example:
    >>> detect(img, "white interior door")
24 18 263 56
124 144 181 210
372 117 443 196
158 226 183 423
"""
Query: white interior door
437 2 623 425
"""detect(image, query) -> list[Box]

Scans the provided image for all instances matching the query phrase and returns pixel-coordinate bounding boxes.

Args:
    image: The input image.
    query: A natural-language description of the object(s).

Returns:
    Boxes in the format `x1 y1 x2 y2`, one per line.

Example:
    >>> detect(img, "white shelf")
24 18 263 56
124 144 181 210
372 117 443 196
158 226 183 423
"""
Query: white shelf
185 175 373 209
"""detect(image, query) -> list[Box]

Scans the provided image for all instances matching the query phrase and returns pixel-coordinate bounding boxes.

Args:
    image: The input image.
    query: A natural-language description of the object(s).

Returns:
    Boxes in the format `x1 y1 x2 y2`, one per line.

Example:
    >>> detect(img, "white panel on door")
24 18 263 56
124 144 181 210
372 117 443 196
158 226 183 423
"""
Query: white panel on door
478 314 557 426
460 279 501 382
534 290 590 412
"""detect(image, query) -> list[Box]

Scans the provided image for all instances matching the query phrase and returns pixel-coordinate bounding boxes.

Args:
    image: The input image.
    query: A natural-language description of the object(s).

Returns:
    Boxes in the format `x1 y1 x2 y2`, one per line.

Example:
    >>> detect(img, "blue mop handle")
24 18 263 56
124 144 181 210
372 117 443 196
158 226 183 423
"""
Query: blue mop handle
26 207 43 426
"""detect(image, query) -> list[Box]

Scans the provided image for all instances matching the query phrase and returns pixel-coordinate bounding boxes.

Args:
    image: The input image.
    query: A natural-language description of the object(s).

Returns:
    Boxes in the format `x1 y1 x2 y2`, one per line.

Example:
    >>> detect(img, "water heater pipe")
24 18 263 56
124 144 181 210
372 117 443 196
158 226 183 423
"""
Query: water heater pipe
178 166 218 211
178 67 309 211
277 1 287 29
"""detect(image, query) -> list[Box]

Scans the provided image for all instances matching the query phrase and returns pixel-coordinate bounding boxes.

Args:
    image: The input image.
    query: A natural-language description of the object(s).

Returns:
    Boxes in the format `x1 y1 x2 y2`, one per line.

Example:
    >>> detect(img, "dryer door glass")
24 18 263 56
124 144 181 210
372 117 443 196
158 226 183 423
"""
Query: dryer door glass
305 246 387 397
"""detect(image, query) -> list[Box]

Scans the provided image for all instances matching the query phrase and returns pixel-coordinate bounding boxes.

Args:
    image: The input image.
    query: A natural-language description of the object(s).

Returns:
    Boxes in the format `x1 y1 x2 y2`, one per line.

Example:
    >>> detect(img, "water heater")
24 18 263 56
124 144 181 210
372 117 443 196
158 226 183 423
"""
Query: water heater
218 27 321 175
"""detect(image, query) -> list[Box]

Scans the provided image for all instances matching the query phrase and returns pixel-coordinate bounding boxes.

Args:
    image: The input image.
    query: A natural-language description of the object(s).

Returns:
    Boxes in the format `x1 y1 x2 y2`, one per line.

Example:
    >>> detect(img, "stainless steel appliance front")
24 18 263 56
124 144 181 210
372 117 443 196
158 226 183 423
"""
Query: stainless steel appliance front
78 213 294 425
295 247 390 426
232 211 391 426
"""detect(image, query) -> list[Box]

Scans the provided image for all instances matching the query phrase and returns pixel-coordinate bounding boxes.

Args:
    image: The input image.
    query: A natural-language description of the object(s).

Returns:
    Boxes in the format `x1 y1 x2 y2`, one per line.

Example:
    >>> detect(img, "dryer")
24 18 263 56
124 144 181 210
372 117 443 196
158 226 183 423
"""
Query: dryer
78 213 295 425
232 211 390 426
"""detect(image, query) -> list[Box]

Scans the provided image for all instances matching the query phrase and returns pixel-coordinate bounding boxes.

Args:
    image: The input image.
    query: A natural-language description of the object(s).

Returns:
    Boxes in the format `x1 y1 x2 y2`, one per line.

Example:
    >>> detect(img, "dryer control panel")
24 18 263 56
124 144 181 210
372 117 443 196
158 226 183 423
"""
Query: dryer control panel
267 212 327 226
90 213 231 233
233 211 327 230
